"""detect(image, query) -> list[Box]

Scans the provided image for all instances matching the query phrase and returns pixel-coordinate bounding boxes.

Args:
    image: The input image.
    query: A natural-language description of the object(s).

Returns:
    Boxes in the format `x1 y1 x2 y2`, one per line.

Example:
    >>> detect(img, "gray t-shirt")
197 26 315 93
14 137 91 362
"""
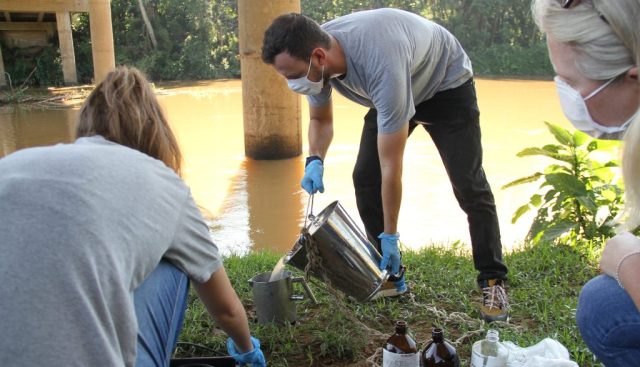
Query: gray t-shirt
0 136 222 366
308 8 473 133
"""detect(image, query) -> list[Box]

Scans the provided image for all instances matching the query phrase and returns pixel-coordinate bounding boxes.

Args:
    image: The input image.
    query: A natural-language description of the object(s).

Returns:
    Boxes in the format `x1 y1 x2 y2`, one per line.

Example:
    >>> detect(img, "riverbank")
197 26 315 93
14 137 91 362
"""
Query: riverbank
0 80 219 108
176 240 602 366
0 84 90 108
0 73 549 107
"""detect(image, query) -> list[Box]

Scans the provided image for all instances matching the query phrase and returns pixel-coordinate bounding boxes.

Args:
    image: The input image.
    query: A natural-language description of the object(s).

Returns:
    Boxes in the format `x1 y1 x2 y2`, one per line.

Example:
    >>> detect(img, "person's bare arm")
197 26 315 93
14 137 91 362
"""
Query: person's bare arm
618 256 640 310
377 122 409 234
600 232 640 310
308 103 334 159
193 267 253 352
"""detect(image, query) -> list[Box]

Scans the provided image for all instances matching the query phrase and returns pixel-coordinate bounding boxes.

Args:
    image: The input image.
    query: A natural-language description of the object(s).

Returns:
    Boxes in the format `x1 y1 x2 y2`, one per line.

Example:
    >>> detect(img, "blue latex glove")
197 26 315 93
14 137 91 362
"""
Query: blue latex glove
227 336 266 367
301 159 324 194
378 232 401 275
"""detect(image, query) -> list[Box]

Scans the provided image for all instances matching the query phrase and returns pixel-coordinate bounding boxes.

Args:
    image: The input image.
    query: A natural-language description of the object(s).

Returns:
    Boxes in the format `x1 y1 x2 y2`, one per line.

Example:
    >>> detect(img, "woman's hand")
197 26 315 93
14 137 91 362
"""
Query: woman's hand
599 231 640 278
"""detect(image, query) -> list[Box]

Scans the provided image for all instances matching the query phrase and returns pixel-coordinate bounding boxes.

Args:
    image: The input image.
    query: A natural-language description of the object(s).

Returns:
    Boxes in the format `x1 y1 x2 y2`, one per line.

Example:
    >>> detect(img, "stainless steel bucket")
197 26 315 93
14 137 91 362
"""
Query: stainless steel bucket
285 200 389 302
248 270 317 325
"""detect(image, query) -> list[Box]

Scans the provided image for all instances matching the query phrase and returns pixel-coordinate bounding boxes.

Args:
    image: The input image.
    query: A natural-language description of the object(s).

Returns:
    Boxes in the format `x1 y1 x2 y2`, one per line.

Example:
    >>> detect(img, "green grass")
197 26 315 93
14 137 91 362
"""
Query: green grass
175 240 604 366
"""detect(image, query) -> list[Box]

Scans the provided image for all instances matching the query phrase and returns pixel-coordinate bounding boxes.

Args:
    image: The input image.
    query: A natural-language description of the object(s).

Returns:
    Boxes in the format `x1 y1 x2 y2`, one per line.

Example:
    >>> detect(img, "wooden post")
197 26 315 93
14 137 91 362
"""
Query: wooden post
88 0 115 84
0 113 16 156
0 43 6 88
238 0 301 160
56 12 78 85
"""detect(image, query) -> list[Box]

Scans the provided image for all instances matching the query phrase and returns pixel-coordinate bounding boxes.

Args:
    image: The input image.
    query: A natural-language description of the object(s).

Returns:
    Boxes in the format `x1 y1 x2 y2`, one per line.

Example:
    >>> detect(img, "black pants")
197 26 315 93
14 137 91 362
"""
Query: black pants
352 79 508 282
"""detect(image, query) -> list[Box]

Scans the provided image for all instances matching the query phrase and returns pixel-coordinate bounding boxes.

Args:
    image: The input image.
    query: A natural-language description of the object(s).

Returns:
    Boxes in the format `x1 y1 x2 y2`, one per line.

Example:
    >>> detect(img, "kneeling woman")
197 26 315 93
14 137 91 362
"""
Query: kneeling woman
533 0 640 365
0 67 265 367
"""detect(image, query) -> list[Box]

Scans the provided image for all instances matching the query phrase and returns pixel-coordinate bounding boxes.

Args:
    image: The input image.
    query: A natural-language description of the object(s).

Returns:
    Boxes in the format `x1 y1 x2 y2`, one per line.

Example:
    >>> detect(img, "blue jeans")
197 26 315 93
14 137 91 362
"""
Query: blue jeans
577 274 640 366
134 261 190 367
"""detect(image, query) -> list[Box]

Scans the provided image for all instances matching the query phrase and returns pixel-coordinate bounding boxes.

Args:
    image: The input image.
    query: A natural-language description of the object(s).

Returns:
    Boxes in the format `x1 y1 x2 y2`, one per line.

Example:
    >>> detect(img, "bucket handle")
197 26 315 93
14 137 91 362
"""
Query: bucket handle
291 276 318 304
303 194 315 229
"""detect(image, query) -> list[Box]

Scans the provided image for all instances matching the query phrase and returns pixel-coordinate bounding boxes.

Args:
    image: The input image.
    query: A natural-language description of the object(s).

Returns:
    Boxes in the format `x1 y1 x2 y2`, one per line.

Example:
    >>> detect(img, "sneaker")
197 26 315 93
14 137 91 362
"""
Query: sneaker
372 268 408 300
372 277 408 299
479 279 510 322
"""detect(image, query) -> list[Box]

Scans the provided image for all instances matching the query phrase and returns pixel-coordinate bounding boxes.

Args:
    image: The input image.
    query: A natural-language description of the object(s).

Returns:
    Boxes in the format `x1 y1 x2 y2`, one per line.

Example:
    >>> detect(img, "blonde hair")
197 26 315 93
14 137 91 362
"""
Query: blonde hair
75 66 183 176
533 0 640 230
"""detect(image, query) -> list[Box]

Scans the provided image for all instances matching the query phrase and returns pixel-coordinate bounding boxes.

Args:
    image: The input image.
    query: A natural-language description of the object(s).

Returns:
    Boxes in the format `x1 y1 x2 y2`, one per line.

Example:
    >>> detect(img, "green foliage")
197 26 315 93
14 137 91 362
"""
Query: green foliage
3 0 552 85
503 122 624 243
420 0 553 76
302 0 553 78
35 47 65 86
2 42 64 87
66 13 94 84
64 0 239 82
469 43 553 77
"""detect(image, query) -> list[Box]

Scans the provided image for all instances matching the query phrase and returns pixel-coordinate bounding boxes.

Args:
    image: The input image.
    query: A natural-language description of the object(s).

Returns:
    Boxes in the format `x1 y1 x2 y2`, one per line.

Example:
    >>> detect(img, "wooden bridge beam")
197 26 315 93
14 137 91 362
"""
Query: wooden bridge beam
0 0 90 12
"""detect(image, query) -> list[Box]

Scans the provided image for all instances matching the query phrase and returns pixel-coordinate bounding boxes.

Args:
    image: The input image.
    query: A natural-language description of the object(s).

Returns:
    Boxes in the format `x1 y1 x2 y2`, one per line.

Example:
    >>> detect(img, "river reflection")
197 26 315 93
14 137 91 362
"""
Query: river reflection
0 78 570 255
0 107 76 156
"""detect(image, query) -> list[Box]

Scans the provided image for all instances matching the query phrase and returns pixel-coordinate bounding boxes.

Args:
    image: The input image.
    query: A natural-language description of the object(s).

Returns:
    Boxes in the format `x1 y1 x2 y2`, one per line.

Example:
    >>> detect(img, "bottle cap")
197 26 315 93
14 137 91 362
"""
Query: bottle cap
431 328 444 342
486 329 499 342
395 320 407 334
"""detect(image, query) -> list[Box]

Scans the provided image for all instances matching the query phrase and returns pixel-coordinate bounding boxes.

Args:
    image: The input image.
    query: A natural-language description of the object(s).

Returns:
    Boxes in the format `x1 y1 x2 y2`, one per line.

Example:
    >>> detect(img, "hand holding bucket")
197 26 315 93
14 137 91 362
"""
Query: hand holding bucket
378 232 401 275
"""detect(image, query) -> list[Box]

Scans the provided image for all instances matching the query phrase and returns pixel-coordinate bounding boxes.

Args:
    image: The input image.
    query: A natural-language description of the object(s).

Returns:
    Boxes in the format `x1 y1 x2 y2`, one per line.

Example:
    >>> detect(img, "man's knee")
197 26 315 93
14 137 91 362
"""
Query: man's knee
454 181 495 211
352 164 380 189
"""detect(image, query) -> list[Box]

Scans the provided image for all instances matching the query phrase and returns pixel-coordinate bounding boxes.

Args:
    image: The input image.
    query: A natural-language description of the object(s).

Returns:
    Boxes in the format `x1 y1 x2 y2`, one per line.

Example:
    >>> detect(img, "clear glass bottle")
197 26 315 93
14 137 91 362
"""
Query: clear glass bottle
383 321 420 367
470 329 509 367
421 328 460 367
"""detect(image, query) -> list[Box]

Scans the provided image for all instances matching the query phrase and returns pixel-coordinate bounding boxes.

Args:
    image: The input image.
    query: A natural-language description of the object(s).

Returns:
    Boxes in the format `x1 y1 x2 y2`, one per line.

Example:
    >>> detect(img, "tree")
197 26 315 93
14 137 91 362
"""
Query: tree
137 0 158 49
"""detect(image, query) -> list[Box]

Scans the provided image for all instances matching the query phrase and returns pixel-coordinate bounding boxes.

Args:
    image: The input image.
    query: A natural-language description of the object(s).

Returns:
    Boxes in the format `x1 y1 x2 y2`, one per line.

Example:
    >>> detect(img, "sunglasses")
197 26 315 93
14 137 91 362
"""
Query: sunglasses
560 0 608 23
561 0 580 8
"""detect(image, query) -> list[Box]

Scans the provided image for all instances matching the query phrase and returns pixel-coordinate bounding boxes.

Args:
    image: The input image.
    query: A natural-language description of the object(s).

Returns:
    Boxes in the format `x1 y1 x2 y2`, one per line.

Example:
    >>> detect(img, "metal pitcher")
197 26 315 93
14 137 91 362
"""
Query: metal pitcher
285 200 389 302
248 270 317 325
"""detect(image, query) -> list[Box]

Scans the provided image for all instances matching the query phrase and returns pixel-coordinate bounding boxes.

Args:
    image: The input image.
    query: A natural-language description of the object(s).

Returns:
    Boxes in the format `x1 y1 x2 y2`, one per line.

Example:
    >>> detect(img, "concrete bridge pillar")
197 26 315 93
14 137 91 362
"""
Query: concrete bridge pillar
55 12 77 85
0 45 6 87
88 0 115 84
238 0 301 160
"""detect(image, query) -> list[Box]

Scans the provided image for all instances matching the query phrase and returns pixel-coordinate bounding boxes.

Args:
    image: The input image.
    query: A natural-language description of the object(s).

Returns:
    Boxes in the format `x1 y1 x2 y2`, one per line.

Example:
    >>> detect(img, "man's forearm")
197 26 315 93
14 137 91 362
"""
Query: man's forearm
308 103 334 159
381 165 402 234
378 123 409 234
308 117 333 158
377 123 408 235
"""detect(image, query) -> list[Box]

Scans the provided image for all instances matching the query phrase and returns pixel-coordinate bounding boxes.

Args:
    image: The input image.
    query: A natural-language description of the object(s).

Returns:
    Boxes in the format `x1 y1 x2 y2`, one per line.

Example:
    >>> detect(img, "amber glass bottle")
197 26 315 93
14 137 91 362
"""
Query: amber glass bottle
421 328 460 367
383 321 419 367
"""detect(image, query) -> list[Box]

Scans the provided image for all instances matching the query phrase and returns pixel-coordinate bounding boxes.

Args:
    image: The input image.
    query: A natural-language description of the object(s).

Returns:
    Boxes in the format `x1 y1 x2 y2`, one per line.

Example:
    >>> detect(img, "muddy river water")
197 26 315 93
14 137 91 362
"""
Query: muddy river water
0 78 572 255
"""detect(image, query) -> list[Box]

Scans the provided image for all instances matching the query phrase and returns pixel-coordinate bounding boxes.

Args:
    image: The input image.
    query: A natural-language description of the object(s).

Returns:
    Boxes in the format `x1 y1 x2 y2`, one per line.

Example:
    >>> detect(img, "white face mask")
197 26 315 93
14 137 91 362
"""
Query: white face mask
287 57 324 96
554 76 636 140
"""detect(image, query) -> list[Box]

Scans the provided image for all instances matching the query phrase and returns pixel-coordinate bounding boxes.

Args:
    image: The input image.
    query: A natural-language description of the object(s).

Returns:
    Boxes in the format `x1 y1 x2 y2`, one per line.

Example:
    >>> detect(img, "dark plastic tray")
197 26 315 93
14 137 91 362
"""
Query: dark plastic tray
170 356 236 367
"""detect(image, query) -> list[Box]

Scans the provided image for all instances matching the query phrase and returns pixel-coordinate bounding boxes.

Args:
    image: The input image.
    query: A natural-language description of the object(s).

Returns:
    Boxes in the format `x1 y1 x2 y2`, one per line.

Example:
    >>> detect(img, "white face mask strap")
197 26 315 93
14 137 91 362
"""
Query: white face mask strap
619 109 639 130
305 56 314 78
584 77 616 101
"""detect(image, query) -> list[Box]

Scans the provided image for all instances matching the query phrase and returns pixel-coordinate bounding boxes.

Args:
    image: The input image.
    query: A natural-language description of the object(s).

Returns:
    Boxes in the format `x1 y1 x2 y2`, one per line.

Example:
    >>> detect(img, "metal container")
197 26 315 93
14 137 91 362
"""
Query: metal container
285 200 389 302
249 270 316 325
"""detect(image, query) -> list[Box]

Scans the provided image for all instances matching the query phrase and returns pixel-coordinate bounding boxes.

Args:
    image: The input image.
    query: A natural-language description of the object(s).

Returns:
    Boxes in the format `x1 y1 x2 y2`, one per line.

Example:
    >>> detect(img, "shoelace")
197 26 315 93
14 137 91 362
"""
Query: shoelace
482 284 510 310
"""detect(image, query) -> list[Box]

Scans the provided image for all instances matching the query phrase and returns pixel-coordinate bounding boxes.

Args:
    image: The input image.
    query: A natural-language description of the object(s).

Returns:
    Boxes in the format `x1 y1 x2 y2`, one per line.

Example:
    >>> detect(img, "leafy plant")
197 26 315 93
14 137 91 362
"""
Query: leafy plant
503 122 623 243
